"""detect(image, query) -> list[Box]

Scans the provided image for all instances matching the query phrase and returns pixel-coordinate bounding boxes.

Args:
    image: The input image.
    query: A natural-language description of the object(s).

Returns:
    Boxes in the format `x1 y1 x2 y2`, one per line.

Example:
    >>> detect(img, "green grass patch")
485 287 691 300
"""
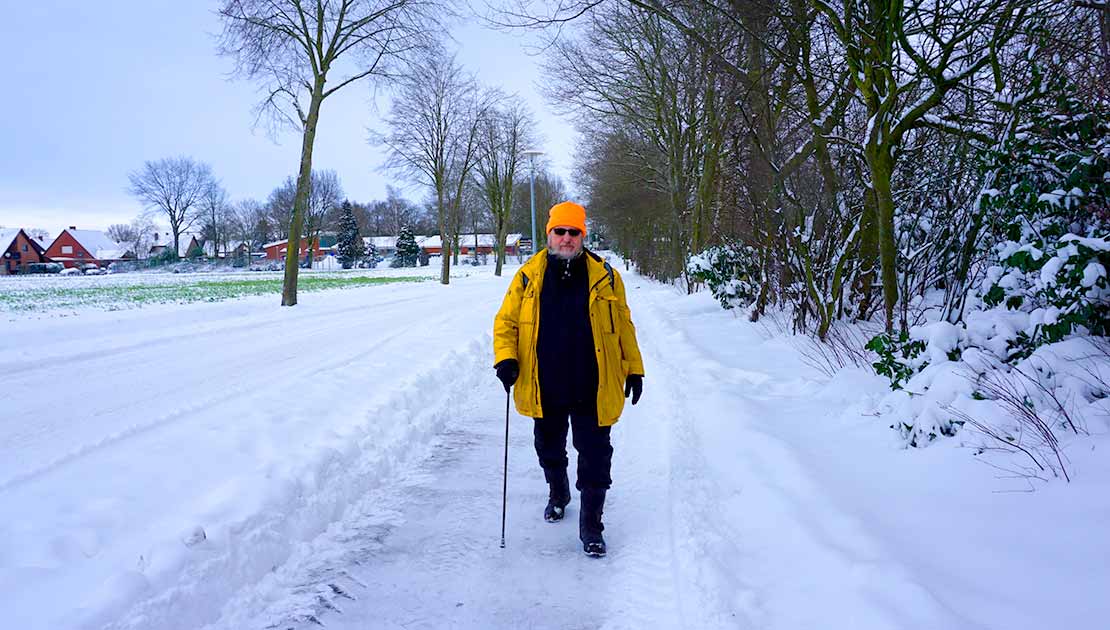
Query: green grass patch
0 274 429 313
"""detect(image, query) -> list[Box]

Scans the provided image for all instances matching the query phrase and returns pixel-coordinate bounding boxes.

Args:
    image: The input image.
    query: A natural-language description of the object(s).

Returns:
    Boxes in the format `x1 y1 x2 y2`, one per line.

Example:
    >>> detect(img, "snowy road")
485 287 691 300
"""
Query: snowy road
3 262 1107 629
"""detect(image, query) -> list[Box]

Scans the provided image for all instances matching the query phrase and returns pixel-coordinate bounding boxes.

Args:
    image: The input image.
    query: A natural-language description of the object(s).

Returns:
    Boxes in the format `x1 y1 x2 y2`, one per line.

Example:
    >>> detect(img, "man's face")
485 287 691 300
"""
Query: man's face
547 226 584 260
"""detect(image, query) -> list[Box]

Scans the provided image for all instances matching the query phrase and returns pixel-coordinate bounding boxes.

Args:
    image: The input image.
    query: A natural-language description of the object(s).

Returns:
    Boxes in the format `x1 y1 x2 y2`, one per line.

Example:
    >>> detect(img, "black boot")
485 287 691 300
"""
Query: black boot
544 469 571 522
579 488 607 557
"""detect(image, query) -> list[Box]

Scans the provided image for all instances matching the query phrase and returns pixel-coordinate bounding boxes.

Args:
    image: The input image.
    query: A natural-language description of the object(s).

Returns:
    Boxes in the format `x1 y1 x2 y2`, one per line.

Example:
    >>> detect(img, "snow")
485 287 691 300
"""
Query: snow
1060 234 1110 251
0 227 20 252
420 233 523 249
66 229 127 260
909 321 965 365
1040 255 1064 286
2 258 1108 629
1082 261 1106 288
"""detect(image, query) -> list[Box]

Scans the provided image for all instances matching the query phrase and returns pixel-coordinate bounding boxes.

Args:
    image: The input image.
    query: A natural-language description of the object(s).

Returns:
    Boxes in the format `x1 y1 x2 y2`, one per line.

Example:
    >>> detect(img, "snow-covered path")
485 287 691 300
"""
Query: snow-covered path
3 262 1107 629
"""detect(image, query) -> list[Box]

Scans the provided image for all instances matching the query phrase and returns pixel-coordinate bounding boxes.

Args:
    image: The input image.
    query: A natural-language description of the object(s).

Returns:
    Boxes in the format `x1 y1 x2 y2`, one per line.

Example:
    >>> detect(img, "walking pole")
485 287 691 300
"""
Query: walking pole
500 388 510 548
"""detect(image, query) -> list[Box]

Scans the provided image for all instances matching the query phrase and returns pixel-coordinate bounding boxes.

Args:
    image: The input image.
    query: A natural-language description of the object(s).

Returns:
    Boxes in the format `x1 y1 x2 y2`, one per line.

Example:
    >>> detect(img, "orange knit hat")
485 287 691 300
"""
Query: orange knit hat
545 201 588 235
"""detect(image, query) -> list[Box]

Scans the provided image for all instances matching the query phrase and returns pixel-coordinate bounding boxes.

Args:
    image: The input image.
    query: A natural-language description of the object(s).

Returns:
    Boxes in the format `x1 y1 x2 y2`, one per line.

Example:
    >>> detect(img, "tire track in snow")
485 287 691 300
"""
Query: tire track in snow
623 283 759 630
0 307 449 494
0 291 430 375
103 335 496 630
193 337 614 630
634 285 981 630
189 327 702 629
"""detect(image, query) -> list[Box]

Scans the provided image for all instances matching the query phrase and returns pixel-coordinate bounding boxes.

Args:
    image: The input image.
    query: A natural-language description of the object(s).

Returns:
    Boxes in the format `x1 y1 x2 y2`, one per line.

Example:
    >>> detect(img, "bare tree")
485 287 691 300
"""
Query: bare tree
304 169 344 268
107 218 156 259
218 0 435 305
474 95 536 275
233 198 270 259
366 186 421 235
127 156 217 259
106 224 135 247
266 170 343 264
25 228 51 244
378 46 489 284
199 183 231 257
512 169 567 233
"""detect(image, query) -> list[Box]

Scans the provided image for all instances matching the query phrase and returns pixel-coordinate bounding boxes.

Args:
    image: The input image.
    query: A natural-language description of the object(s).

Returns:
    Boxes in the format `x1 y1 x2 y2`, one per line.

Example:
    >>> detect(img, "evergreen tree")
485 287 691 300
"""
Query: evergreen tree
393 226 419 267
336 200 363 269
364 241 378 268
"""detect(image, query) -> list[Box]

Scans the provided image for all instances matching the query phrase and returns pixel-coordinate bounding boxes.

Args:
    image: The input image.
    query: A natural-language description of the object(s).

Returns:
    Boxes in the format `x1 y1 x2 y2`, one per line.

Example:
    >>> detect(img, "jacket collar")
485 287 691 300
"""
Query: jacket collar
522 248 610 292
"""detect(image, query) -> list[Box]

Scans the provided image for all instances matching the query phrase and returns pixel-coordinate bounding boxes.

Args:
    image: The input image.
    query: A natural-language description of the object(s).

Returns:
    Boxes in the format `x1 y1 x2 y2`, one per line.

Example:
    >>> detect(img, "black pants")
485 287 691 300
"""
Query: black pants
533 402 613 491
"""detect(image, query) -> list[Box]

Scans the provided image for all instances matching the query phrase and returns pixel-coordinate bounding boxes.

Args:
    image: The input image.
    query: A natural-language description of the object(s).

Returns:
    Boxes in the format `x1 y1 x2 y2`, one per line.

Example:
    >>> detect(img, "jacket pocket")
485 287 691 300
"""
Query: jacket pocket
597 295 617 333
520 289 536 324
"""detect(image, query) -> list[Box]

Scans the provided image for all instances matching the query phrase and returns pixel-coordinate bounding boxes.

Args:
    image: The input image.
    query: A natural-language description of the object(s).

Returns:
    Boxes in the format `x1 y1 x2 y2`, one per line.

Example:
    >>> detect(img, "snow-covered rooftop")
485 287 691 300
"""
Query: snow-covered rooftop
0 228 20 252
361 235 433 249
421 233 522 248
66 229 127 260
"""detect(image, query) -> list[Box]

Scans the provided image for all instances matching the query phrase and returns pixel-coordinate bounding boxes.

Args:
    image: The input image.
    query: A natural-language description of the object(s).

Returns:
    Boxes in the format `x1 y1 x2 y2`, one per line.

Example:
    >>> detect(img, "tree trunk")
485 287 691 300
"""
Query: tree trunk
744 5 776 322
171 219 181 261
1100 6 1110 87
870 148 899 333
494 216 506 276
438 189 450 285
282 81 325 306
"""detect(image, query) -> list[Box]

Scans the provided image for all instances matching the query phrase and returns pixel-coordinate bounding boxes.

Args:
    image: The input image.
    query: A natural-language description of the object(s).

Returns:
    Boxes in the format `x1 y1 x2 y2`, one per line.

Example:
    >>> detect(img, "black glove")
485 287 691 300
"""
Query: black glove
495 359 519 393
624 374 643 405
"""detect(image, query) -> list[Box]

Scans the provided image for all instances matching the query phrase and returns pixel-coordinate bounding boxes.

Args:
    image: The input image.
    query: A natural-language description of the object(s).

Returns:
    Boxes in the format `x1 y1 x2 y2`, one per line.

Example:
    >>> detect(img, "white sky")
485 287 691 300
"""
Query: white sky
0 1 578 236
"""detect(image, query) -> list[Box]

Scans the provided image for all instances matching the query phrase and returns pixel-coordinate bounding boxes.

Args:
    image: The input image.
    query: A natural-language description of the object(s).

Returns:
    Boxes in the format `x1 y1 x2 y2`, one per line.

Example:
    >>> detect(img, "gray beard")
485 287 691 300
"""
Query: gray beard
548 246 582 261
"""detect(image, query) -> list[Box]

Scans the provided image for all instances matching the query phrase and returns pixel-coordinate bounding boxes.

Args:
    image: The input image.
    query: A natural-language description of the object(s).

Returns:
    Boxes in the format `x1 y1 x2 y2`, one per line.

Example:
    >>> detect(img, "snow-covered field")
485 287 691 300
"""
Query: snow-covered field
2 259 1107 629
0 264 450 315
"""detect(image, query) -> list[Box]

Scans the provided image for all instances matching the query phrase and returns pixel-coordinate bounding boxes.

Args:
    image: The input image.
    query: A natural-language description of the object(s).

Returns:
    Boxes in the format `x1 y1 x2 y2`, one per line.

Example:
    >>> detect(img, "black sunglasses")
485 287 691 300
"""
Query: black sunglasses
552 228 582 237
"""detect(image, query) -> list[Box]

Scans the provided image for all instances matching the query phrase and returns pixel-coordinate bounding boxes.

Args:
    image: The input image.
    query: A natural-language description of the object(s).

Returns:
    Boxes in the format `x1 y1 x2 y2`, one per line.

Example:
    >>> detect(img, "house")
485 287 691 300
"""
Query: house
262 237 326 261
198 238 249 259
263 234 337 262
43 227 128 269
362 234 431 257
421 233 522 256
1 228 50 275
225 241 252 259
146 230 203 259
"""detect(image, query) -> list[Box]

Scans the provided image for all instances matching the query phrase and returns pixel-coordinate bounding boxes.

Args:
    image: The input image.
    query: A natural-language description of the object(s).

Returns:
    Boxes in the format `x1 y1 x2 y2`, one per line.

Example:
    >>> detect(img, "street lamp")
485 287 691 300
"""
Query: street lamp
522 149 544 255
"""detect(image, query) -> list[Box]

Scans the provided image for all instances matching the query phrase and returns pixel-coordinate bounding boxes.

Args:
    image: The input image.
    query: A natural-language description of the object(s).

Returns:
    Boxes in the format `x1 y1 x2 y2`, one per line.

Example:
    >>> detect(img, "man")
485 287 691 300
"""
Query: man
492 201 644 557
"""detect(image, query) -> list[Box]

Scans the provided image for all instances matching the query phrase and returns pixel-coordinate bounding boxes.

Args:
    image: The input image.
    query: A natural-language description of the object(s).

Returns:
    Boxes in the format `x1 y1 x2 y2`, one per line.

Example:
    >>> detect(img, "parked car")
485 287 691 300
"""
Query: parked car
25 262 63 274
60 267 81 276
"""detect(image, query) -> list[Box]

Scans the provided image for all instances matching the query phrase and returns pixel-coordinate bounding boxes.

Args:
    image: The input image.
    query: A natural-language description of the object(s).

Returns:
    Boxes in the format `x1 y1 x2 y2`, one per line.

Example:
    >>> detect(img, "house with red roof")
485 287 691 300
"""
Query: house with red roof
43 227 129 269
1 228 50 275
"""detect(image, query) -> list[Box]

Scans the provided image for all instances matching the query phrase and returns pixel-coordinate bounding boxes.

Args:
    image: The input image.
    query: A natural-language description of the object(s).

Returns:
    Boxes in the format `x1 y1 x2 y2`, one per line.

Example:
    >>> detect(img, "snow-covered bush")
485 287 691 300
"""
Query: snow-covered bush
687 244 759 310
978 82 1110 360
871 79 1109 462
865 331 929 390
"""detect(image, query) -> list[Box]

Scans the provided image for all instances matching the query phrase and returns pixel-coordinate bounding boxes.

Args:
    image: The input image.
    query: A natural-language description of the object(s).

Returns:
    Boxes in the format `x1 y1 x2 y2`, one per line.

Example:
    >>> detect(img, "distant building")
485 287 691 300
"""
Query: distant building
362 234 432 257
421 233 522 256
42 227 128 269
1 228 50 275
263 234 337 262
263 238 324 261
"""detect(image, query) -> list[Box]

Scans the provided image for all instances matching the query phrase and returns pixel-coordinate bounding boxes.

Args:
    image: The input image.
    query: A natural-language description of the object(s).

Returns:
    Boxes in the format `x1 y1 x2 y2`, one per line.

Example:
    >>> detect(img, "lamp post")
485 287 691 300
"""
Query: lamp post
522 149 544 255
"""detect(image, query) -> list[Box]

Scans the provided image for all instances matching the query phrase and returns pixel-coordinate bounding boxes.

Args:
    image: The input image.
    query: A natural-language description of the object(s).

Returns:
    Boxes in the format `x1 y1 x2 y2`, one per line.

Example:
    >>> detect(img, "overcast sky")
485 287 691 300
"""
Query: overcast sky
0 1 578 236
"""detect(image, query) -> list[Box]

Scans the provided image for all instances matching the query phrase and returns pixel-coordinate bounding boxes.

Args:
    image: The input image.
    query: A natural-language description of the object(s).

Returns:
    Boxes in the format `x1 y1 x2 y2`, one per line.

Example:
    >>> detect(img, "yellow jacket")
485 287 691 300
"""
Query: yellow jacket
493 250 644 426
